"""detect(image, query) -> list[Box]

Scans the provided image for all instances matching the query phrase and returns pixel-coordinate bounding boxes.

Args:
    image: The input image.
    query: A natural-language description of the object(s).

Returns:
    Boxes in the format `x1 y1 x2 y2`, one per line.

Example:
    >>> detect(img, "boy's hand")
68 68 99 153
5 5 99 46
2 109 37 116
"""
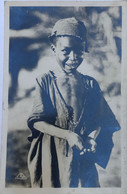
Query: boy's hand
67 131 84 151
80 137 97 155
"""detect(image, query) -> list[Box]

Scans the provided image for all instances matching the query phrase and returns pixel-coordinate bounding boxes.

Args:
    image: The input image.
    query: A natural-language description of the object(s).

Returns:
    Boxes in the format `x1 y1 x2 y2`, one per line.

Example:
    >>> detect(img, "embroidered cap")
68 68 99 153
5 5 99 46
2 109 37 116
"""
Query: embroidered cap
49 17 87 42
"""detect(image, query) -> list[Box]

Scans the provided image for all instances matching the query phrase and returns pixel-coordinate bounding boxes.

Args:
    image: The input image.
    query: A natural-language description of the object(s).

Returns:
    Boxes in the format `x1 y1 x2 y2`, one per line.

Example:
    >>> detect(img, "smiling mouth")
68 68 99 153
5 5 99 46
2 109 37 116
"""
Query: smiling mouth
66 62 79 68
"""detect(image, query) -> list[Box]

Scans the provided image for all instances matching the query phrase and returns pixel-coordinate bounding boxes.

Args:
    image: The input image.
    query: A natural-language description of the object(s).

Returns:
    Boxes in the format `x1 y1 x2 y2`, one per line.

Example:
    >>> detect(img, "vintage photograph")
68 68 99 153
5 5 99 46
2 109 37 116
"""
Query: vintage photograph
1 1 126 193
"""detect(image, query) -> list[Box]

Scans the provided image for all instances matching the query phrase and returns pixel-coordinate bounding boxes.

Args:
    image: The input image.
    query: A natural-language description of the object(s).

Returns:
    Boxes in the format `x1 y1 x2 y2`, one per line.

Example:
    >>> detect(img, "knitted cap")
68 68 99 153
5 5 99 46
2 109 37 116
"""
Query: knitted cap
49 17 87 42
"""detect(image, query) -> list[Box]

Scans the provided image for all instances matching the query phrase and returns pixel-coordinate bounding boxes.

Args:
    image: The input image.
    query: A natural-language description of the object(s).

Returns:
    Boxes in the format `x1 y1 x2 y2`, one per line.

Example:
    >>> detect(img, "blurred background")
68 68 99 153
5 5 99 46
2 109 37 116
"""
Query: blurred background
6 6 121 187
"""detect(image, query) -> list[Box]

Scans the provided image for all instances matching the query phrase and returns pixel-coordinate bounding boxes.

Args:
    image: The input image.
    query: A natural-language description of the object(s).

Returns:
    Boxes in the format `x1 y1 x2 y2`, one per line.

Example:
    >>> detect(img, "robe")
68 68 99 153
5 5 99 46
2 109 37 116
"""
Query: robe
27 70 120 187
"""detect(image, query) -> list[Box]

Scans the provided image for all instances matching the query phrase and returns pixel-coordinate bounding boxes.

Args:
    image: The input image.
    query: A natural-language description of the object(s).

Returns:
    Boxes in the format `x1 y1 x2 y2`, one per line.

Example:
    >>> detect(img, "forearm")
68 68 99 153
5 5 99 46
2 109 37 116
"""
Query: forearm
34 121 69 139
34 121 84 150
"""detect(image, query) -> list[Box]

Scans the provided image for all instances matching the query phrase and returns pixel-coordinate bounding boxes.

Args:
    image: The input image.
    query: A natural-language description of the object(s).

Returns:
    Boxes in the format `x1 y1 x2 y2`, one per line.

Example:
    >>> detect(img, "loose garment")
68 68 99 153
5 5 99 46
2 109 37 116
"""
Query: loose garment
27 71 120 188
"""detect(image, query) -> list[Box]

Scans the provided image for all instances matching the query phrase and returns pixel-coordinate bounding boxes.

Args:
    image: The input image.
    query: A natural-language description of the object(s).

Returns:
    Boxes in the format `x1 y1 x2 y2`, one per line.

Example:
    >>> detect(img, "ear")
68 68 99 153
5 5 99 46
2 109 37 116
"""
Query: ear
51 44 56 54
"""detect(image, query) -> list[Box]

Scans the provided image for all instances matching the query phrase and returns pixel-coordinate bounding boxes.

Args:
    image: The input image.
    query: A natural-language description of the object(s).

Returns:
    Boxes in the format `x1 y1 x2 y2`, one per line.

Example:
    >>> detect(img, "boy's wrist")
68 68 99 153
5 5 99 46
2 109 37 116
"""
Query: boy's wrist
65 130 72 140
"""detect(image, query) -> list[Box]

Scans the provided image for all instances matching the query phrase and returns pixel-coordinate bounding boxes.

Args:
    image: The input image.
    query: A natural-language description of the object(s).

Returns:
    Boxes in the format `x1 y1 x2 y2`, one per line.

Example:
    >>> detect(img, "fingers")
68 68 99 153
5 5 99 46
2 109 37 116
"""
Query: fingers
80 148 87 155
90 148 96 153
67 135 84 150
91 141 97 152
91 145 96 153
80 147 96 155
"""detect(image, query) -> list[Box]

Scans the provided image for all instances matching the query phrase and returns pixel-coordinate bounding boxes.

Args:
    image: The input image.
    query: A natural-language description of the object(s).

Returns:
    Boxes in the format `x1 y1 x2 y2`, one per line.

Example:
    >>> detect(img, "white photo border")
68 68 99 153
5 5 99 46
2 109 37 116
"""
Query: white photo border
1 1 127 194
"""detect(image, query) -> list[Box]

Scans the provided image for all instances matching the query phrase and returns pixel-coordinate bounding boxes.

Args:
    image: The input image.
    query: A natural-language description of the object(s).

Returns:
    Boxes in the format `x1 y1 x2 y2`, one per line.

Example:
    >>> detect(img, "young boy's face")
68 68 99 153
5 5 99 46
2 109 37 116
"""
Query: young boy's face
52 36 85 74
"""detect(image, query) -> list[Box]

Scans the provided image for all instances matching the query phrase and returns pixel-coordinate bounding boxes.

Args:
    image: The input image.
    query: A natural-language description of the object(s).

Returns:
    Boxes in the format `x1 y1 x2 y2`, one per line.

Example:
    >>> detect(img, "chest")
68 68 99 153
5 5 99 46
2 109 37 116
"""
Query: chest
57 76 84 100
55 76 86 122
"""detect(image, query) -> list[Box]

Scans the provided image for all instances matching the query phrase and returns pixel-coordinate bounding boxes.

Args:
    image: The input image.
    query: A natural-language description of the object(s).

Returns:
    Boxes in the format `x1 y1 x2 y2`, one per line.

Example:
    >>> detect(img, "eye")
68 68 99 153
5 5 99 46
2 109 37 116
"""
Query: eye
74 48 84 55
61 48 71 55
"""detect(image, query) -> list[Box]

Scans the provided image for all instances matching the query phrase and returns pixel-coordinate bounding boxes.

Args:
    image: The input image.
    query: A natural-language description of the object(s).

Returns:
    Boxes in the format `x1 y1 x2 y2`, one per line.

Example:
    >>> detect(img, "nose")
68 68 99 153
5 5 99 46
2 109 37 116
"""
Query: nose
69 51 76 60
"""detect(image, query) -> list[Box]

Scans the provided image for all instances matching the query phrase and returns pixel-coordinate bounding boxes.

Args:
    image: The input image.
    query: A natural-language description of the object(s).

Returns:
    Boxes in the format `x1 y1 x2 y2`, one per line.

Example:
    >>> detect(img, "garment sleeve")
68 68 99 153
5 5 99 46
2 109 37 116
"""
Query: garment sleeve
85 79 120 168
27 75 56 142
94 95 120 168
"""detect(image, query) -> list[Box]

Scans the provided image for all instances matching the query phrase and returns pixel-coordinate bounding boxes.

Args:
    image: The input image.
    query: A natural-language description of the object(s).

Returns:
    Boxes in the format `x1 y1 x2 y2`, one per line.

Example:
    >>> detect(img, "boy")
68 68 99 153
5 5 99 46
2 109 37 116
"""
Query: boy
27 18 120 188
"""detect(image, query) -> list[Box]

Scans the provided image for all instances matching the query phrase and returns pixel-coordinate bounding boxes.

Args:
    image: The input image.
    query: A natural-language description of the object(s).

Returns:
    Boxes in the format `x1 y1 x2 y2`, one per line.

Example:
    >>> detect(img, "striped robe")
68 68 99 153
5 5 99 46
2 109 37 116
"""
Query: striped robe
27 70 120 187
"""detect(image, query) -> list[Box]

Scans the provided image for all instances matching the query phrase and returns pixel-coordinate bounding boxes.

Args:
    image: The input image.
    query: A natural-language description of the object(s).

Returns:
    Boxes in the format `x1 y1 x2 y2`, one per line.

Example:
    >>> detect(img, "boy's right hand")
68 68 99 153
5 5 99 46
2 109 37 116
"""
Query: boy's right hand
80 138 97 155
67 131 84 151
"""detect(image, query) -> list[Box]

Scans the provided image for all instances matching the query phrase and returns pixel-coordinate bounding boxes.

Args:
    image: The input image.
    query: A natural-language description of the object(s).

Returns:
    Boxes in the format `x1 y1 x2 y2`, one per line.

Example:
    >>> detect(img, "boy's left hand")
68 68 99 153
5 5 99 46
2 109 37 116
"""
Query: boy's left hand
80 137 97 155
